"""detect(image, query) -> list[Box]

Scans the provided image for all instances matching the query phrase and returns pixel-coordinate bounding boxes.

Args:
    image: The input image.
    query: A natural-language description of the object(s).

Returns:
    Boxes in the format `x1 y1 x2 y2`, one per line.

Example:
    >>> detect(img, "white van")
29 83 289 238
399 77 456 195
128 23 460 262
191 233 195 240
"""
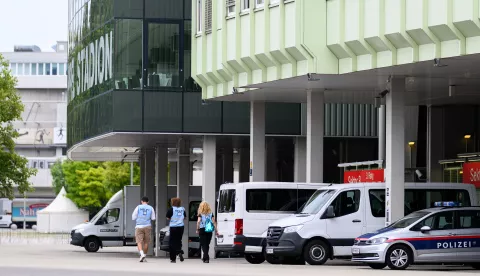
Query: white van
265 182 478 265
215 182 328 264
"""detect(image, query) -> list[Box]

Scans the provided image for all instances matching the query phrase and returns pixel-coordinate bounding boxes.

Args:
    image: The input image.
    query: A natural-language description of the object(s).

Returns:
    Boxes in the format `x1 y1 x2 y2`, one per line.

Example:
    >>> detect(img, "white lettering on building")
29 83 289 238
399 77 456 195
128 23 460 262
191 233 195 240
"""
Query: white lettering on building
69 31 113 101
469 168 480 182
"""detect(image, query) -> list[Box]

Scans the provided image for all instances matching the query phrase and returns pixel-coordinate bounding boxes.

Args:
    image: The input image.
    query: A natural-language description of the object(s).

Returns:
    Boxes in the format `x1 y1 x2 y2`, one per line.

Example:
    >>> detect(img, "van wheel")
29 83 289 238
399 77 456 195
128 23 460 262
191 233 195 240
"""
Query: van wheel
471 263 480 270
84 237 100 253
386 245 411 270
245 253 265 264
368 263 387 269
303 240 329 265
265 254 282 265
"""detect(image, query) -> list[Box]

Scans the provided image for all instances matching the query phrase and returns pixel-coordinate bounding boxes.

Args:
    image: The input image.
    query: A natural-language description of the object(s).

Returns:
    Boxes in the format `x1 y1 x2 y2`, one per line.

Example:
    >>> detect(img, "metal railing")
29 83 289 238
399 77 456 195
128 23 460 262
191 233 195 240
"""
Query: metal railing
0 229 70 245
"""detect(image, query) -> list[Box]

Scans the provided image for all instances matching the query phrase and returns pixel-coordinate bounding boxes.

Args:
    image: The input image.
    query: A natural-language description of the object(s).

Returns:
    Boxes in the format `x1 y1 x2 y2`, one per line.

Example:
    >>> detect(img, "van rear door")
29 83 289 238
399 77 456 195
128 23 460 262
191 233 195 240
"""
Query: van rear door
217 186 236 246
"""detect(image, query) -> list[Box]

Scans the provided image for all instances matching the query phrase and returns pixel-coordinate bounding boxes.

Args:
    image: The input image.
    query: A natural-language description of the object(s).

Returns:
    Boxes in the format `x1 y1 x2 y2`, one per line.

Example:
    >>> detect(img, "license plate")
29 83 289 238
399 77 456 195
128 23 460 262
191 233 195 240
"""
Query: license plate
266 248 273 254
352 248 360 254
217 235 224 243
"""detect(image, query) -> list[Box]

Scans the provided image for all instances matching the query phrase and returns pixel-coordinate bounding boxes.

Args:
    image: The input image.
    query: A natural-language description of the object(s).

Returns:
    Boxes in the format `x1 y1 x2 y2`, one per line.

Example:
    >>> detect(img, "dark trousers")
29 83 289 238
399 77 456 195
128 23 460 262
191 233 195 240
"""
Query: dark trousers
169 226 184 261
199 228 213 261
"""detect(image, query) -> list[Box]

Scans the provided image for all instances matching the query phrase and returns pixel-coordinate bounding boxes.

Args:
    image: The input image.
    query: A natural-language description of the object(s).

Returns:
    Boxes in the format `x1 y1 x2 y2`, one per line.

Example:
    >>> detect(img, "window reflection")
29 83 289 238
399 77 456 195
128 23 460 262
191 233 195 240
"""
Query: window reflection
52 63 58 75
46 63 51 75
147 23 180 88
114 19 143 90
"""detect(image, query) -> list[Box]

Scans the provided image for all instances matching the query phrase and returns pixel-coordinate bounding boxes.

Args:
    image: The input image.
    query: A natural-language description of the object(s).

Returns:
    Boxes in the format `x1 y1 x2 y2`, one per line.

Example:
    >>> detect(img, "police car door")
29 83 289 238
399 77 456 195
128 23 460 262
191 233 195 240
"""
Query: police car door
414 210 457 262
453 209 480 262
96 208 123 246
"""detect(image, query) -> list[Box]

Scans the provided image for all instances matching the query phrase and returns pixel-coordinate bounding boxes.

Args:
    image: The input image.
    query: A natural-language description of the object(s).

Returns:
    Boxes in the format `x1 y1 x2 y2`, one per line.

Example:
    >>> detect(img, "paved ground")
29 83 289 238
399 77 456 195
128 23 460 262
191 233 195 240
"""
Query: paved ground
0 243 479 276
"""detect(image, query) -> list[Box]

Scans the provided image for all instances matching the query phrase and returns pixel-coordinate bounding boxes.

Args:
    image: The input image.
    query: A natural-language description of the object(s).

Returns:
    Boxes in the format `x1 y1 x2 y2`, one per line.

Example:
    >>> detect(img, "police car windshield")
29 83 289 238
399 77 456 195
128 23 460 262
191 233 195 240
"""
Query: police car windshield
299 189 336 215
389 211 431 228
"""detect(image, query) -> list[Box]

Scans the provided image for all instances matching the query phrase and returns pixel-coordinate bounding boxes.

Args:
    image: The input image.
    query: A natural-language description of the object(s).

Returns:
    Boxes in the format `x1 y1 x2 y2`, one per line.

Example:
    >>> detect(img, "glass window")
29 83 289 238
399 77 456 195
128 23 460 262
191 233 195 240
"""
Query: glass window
32 63 37 75
458 210 480 229
226 0 235 15
18 63 24 75
39 63 44 75
197 0 202 33
10 63 17 75
189 201 201 221
46 63 51 75
147 23 180 88
256 0 264 8
246 189 317 212
301 189 336 215
388 211 432 229
24 63 31 75
218 189 235 213
59 63 65 75
52 63 58 75
242 0 249 10
329 190 361 217
114 19 143 90
96 208 120 225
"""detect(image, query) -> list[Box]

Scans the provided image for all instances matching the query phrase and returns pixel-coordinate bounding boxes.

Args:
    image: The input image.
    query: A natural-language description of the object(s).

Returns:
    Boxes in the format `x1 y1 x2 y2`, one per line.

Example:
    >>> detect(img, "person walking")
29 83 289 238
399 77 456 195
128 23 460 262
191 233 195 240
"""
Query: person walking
166 197 186 263
196 201 218 263
132 196 155 262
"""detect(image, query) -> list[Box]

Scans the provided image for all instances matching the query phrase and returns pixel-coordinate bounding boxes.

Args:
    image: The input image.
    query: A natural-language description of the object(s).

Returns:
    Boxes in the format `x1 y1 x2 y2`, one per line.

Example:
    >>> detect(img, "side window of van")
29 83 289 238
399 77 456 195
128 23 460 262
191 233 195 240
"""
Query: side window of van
329 190 361 217
218 189 236 213
246 189 314 212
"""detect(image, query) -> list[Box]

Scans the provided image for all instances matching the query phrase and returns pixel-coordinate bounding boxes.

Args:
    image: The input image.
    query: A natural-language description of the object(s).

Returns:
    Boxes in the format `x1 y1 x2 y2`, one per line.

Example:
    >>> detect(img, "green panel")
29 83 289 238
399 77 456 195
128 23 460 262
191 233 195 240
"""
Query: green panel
67 91 114 148
143 91 182 132
183 92 222 133
114 0 143 18
223 102 250 134
266 103 301 135
145 0 184 19
113 90 142 131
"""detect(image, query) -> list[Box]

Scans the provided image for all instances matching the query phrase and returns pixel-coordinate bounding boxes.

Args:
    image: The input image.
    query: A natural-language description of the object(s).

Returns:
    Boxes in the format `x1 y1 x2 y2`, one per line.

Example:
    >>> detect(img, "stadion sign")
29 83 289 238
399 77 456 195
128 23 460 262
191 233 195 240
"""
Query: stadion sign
462 162 480 188
343 169 385 183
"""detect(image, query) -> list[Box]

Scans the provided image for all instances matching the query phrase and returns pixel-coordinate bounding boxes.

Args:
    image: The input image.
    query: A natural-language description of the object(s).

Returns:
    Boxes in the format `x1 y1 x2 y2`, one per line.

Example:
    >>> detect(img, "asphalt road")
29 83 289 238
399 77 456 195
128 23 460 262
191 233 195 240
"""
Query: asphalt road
0 244 478 276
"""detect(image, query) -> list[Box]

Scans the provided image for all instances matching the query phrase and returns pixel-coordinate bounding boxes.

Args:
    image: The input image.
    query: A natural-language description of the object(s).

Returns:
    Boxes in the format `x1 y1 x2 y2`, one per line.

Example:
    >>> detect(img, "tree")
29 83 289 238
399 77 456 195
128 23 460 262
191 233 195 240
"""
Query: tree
0 54 37 199
103 161 140 196
50 160 65 195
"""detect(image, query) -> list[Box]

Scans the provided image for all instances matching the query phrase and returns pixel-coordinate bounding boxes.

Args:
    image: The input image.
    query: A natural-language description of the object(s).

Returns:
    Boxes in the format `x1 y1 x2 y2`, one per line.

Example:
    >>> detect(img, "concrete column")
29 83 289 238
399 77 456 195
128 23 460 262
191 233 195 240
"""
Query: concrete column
378 105 386 163
266 139 278 181
155 146 168 257
223 145 234 183
385 77 406 226
294 137 306 182
427 106 444 182
140 153 145 197
306 90 324 183
169 162 177 186
250 102 266 182
177 139 190 259
202 136 216 259
239 148 250 183
143 149 156 256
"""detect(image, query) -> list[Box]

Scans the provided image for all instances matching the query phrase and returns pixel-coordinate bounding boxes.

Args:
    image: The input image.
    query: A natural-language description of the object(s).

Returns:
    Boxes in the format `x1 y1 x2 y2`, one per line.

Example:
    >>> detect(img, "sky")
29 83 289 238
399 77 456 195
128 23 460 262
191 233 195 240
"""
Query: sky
0 0 68 52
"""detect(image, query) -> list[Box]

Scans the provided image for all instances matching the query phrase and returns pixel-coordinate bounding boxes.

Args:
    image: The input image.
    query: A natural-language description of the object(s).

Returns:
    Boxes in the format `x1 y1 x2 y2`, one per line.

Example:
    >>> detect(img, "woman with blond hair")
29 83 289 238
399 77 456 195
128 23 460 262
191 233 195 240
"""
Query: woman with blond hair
196 201 218 263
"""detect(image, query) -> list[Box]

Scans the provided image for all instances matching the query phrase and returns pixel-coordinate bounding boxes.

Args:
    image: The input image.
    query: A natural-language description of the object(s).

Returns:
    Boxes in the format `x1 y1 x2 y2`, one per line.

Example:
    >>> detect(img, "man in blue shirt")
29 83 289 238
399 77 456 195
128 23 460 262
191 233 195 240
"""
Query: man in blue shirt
132 196 156 262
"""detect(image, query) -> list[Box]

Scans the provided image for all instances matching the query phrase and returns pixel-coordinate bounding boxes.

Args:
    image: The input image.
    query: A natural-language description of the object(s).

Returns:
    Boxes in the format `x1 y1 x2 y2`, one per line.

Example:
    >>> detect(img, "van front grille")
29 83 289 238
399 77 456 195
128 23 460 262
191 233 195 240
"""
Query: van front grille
266 227 283 241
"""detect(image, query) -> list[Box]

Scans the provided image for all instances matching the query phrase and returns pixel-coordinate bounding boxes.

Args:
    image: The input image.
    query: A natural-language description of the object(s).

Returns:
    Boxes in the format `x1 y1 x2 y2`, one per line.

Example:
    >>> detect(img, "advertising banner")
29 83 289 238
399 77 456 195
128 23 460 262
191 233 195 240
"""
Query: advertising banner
343 169 385 183
11 199 53 222
462 162 480 188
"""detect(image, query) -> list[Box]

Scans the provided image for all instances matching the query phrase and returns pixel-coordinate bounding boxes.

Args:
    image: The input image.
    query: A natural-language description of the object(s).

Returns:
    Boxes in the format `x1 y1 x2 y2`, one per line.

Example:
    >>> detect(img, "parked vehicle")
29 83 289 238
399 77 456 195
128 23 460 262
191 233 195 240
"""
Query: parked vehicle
265 182 478 265
11 198 53 228
215 182 328 264
70 185 202 254
352 205 480 270
0 199 12 228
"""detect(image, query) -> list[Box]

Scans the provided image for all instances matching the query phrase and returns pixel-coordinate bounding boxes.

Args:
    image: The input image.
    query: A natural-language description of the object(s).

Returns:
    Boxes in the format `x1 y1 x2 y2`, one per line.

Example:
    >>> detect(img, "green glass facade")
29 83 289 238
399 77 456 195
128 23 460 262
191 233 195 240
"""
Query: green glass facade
67 0 301 149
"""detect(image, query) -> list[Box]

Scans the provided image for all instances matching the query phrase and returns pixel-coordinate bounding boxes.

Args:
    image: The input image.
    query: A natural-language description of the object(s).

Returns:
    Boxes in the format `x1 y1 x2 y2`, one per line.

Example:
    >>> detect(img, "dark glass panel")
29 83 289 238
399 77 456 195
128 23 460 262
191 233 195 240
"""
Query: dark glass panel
223 102 249 134
114 19 143 90
183 92 222 133
266 103 301 135
112 90 143 131
114 0 143 18
143 91 182 132
145 0 183 19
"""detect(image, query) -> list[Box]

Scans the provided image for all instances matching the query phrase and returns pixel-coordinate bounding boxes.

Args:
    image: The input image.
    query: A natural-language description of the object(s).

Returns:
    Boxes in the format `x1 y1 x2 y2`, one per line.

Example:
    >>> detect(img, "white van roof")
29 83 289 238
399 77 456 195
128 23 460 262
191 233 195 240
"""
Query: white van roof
317 182 475 190
219 182 330 190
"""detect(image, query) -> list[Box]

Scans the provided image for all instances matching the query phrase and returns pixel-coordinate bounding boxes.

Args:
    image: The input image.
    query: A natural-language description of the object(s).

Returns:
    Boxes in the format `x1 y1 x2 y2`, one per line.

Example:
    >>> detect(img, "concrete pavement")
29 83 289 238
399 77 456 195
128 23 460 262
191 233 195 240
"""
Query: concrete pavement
0 244 477 276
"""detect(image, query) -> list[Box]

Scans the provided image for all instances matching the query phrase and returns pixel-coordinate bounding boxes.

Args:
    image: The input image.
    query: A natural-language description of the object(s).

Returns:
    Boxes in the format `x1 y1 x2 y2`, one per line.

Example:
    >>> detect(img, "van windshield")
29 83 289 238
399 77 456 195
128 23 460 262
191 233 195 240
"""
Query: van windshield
90 208 106 223
299 189 336 215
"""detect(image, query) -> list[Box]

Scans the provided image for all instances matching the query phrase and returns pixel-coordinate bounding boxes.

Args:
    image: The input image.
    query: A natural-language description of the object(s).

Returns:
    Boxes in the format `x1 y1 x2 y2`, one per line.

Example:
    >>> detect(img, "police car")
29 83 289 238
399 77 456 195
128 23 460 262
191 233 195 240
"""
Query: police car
351 203 480 270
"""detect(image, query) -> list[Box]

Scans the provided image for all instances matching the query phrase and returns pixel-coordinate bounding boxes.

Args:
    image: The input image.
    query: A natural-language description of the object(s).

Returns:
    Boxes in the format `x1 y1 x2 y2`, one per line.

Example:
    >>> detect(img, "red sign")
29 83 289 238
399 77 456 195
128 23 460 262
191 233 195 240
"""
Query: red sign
343 169 385 183
462 162 480 188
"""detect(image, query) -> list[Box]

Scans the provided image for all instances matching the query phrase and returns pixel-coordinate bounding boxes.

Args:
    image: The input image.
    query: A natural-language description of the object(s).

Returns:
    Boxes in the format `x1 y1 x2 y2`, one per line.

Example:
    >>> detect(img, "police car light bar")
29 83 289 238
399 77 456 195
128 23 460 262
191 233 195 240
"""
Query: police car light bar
434 202 458 207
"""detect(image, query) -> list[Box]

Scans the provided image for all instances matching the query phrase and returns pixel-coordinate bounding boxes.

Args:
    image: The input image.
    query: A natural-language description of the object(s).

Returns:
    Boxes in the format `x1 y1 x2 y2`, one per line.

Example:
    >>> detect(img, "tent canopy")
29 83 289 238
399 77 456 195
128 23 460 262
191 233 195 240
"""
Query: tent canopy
38 187 85 214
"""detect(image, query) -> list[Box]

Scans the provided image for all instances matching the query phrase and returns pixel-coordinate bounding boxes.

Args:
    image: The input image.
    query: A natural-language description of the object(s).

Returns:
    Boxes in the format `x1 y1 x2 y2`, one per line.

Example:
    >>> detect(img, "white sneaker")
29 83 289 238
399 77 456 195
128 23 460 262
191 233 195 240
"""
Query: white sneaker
139 254 146 262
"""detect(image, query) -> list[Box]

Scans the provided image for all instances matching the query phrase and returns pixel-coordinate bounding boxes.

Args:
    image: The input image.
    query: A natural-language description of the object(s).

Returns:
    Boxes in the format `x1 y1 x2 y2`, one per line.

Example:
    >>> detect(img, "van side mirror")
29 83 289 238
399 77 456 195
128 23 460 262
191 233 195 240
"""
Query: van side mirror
326 206 335 218
420 226 431 233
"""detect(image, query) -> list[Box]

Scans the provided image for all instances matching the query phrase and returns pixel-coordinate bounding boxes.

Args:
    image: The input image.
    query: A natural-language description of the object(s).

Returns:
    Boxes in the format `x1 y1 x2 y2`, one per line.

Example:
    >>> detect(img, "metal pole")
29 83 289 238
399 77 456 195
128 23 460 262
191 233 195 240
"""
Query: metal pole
130 162 134 185
23 192 26 230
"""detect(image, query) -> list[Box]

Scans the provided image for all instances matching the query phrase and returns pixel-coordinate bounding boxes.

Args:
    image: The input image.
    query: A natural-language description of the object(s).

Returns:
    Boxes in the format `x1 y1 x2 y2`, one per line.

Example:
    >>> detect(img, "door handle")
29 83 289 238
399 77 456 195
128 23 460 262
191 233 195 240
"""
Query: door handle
224 219 228 221
114 226 120 228
449 233 457 236
352 219 361 223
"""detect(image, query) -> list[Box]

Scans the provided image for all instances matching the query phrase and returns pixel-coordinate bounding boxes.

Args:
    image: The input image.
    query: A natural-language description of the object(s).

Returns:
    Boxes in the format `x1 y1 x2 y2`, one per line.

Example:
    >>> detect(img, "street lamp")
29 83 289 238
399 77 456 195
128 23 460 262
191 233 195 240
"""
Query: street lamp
464 135 471 153
408 142 415 169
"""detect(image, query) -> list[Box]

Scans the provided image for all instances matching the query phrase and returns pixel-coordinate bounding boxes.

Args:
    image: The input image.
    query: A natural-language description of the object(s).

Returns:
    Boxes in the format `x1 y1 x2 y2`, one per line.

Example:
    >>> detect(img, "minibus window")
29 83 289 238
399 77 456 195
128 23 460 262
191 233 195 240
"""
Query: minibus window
300 190 336 215
218 189 235 213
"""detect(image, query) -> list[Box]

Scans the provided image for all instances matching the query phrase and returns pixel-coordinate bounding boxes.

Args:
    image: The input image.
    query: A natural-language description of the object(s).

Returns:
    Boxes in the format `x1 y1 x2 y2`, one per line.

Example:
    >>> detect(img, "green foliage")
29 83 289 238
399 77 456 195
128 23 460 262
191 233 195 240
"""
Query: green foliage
0 54 37 199
51 160 140 212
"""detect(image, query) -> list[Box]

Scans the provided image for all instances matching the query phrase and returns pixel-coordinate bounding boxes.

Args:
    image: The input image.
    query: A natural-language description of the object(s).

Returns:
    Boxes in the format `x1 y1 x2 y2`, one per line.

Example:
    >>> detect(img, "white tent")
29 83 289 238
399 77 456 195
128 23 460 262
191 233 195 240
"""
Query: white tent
37 187 89 233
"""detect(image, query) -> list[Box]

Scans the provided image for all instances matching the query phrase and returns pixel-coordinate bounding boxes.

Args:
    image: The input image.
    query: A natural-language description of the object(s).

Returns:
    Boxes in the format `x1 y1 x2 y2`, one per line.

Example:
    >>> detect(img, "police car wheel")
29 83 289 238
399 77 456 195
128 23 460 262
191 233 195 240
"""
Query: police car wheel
265 254 282 265
368 263 387 269
245 253 265 264
304 240 329 265
471 263 480 270
84 237 100 253
386 245 411 270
